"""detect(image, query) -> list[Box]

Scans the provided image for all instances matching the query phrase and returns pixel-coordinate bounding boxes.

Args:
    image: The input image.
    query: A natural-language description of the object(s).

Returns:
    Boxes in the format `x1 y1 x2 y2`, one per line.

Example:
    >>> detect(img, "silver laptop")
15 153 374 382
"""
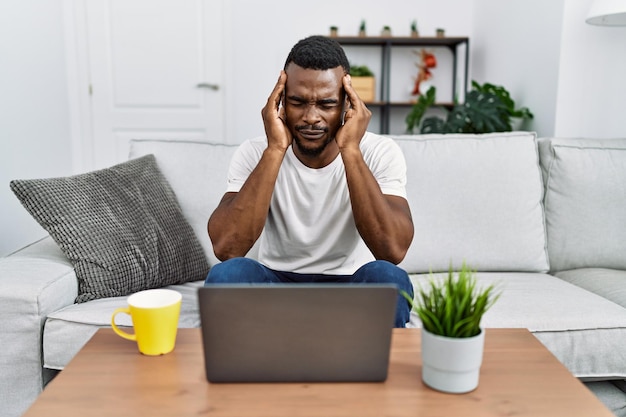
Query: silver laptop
197 284 397 383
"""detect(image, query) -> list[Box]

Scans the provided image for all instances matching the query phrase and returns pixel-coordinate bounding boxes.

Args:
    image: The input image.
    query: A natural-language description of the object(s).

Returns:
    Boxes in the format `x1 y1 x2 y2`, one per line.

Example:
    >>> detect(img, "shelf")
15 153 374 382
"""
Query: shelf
330 35 469 134
365 101 455 109
330 36 469 49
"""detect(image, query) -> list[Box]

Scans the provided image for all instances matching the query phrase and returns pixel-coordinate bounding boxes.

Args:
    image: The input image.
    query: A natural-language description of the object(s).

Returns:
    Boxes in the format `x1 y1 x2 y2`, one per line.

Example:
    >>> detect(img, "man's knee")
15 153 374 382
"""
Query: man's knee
353 261 413 328
204 257 266 284
354 260 412 286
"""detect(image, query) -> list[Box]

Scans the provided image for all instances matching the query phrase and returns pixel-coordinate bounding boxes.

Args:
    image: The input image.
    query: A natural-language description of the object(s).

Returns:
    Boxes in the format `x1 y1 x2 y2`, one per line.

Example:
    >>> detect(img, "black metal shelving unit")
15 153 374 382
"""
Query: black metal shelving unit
329 36 470 134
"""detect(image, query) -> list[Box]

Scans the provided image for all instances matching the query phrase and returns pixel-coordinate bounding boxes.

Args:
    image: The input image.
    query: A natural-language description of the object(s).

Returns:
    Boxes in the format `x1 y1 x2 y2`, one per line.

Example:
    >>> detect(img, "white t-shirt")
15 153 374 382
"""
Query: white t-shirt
226 132 407 274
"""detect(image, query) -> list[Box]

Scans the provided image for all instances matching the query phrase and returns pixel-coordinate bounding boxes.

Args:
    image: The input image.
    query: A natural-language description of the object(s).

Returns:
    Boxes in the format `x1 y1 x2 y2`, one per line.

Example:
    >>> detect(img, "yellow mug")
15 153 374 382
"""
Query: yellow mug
111 289 182 356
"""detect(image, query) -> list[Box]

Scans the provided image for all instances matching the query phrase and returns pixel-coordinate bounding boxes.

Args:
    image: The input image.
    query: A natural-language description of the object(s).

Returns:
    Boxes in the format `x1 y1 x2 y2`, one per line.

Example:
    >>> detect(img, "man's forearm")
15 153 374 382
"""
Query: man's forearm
208 147 286 260
341 147 414 264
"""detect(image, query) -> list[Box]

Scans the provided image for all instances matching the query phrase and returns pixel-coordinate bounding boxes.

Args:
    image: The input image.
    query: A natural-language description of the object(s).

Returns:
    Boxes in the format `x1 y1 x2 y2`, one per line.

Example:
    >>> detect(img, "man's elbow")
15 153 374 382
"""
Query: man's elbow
382 249 409 265
210 235 255 261
374 243 410 265
211 241 242 262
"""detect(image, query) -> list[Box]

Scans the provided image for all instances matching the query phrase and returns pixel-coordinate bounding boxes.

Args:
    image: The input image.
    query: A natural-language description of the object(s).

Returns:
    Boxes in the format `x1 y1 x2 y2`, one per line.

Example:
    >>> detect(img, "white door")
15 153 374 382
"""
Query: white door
84 0 224 169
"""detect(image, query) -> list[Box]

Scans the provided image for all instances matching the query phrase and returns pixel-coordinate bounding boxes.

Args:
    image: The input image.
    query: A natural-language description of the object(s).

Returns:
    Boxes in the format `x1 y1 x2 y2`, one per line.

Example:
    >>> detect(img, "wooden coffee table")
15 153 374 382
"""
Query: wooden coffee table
23 328 613 417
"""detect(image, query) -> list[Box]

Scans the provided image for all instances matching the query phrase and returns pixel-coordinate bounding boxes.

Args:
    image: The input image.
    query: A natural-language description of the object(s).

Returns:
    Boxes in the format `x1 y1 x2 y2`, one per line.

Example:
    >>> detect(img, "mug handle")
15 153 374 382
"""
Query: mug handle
111 307 137 341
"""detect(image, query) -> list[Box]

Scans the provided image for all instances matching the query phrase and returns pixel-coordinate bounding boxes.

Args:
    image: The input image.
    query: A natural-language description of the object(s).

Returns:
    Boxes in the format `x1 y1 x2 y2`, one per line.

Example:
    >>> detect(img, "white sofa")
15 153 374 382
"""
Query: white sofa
2 132 626 417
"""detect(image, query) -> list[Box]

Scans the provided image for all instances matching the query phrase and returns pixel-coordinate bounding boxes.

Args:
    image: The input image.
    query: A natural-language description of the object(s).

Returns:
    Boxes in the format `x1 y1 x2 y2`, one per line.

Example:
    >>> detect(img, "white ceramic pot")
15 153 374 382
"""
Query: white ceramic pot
420 327 485 394
510 116 524 131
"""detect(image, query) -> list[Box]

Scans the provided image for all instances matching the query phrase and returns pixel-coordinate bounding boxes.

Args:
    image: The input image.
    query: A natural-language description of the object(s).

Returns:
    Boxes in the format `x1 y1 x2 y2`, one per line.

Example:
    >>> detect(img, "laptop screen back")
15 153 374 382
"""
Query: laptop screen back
198 284 397 383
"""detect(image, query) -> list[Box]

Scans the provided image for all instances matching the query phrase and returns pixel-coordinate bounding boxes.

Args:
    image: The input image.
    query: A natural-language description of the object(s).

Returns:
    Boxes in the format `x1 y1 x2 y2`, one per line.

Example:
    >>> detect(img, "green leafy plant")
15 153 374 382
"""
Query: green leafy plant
405 86 436 134
472 81 534 120
401 263 500 338
359 20 366 33
405 81 533 134
350 64 374 77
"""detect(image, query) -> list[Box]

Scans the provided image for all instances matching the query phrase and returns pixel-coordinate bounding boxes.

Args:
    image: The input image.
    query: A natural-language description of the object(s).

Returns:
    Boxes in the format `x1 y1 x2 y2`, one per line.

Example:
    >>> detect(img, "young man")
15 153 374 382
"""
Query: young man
205 35 414 327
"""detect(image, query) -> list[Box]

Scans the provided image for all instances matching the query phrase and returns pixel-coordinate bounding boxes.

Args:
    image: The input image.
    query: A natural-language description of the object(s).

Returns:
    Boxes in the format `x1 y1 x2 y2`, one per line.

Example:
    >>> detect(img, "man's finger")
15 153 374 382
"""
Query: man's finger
267 70 287 110
278 106 286 122
343 74 362 109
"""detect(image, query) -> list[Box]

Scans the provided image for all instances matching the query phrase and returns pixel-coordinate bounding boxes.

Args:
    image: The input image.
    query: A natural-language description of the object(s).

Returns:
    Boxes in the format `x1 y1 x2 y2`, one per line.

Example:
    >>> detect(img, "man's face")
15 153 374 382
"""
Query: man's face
283 64 345 158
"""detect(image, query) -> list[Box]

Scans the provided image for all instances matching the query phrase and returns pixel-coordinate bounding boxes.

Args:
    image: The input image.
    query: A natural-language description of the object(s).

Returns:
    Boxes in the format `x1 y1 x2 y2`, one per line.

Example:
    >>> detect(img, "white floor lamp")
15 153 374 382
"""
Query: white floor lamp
586 0 626 26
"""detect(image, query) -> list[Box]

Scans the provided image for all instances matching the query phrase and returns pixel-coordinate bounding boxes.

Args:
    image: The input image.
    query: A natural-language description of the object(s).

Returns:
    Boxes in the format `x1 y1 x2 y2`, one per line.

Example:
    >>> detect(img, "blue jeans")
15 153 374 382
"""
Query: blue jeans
204 258 414 328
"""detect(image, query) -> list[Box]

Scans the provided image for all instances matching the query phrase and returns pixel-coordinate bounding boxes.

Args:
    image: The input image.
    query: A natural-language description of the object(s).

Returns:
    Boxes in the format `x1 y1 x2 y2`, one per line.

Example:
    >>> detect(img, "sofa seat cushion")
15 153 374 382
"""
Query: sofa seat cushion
43 280 203 370
408 272 626 380
539 137 626 272
556 268 626 309
392 132 548 274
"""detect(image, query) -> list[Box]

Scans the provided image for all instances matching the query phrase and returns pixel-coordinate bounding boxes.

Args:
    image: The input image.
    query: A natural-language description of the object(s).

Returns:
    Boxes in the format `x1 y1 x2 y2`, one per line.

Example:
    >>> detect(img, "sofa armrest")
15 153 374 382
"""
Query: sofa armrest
0 236 77 417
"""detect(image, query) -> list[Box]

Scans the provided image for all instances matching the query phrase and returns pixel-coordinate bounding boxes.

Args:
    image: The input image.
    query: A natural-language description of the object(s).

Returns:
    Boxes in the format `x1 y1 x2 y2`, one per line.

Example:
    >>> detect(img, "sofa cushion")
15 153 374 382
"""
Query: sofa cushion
128 139 260 266
408 272 626 380
555 268 626 310
43 280 203 370
10 155 209 303
392 132 548 274
0 237 76 417
539 137 626 272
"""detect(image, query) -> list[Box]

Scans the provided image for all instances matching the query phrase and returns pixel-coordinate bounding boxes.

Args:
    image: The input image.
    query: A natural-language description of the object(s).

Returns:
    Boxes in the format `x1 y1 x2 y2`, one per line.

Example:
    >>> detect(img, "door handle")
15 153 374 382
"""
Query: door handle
196 82 219 90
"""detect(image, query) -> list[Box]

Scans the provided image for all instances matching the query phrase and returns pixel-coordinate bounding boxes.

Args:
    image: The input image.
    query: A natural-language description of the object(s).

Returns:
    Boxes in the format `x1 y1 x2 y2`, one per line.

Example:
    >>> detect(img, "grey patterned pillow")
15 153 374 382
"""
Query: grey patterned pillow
10 154 209 303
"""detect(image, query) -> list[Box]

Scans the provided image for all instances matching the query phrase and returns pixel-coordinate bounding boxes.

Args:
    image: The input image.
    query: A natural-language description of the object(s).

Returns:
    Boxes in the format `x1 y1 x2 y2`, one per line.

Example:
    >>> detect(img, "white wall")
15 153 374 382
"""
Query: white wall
222 0 475 144
2 0 626 256
555 0 626 138
0 0 72 256
472 0 565 136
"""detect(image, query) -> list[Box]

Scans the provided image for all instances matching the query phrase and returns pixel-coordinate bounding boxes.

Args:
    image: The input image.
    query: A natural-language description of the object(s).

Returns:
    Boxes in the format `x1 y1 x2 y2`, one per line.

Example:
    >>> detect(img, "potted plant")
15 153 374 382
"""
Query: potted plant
381 25 392 37
410 20 419 37
350 64 376 102
405 81 534 134
329 26 338 37
471 81 534 130
359 20 367 37
401 263 500 393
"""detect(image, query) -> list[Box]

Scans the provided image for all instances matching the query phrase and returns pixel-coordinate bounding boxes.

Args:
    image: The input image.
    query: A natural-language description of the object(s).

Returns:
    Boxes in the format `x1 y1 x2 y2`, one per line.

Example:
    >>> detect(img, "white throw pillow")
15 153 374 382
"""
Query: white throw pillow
393 132 549 274
539 137 626 272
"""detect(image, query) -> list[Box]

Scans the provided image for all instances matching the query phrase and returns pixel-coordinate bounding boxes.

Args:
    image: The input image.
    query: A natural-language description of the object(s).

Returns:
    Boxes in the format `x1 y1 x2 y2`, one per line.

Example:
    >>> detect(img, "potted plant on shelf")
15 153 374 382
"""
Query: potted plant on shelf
401 263 500 393
359 20 367 37
329 26 338 37
410 20 419 37
350 64 375 102
405 81 534 134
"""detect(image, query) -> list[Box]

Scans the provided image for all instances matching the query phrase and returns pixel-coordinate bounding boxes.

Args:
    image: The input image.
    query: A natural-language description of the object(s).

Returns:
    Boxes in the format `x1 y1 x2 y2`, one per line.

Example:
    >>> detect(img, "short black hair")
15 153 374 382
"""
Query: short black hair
284 35 350 74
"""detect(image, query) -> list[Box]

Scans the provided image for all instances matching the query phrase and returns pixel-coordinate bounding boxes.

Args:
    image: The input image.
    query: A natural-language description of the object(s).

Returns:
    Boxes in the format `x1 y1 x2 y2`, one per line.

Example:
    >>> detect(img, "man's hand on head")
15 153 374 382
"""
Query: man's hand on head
335 74 372 152
261 70 292 153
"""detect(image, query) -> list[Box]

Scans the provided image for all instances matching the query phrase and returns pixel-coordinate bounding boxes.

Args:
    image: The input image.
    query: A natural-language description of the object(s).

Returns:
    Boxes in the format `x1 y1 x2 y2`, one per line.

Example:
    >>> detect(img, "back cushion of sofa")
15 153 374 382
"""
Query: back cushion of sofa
393 132 548 274
539 137 626 272
129 139 245 267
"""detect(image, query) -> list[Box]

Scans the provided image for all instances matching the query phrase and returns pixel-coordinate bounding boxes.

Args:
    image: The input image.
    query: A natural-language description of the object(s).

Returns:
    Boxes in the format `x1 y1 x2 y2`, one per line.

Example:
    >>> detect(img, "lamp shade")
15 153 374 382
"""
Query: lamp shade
586 0 626 26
